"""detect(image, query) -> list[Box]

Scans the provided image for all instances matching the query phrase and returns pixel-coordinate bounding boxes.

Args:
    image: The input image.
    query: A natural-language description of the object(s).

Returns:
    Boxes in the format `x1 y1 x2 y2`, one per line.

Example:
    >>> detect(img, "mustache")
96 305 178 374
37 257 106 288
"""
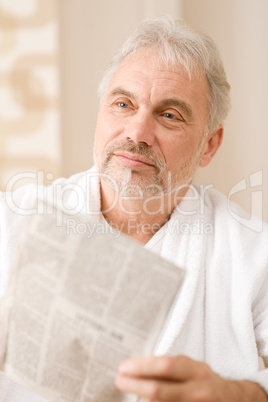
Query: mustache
102 140 166 172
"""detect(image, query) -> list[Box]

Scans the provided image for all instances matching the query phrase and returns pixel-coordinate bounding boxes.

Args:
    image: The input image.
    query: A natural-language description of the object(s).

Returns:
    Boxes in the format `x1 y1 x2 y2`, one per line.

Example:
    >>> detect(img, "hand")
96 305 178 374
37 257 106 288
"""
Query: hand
115 355 268 401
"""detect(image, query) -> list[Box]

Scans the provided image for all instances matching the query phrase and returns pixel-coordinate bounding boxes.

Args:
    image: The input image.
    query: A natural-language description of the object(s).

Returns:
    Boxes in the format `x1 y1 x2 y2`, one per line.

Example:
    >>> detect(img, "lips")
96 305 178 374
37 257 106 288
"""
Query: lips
113 151 155 168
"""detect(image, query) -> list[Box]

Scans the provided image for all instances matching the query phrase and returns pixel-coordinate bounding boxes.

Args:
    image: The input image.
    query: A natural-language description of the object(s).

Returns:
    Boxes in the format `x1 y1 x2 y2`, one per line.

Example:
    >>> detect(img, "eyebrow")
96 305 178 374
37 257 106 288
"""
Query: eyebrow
108 87 136 100
108 87 193 120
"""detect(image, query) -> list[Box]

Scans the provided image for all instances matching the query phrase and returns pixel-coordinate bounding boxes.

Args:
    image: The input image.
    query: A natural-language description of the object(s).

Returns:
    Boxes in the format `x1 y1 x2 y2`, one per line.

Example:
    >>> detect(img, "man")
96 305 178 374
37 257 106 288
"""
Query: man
0 16 268 401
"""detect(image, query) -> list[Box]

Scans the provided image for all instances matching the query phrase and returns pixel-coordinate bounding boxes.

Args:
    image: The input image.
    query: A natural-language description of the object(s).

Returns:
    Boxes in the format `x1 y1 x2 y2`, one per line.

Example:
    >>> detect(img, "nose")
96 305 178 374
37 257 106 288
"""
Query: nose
124 110 156 146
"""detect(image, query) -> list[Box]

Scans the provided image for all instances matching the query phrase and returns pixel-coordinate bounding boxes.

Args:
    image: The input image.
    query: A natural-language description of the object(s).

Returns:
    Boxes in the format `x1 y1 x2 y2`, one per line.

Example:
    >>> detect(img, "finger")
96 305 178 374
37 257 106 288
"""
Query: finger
115 374 192 401
118 355 208 381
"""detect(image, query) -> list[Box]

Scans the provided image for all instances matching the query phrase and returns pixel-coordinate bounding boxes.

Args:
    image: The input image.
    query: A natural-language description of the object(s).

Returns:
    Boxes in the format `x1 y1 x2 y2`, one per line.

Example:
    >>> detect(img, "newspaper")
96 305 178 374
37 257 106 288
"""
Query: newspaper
0 205 184 402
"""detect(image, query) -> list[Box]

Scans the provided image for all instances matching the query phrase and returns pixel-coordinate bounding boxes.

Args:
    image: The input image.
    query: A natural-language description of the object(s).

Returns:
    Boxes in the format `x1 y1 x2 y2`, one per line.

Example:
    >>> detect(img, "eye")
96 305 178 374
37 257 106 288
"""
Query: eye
118 102 129 108
161 109 184 123
164 112 175 120
110 97 135 115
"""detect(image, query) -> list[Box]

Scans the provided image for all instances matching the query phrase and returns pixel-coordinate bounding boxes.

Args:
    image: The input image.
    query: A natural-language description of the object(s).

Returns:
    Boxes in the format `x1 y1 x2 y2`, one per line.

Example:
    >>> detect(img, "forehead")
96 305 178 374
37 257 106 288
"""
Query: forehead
106 49 209 107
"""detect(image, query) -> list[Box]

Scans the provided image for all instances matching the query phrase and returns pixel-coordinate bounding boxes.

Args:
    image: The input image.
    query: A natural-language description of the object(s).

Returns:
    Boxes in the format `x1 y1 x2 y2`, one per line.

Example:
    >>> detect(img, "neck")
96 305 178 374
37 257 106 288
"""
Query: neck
100 179 189 244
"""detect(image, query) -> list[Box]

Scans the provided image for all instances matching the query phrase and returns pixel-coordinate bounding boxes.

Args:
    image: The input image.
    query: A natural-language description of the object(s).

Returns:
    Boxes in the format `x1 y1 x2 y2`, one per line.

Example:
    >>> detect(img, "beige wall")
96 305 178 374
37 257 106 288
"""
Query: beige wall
183 0 268 221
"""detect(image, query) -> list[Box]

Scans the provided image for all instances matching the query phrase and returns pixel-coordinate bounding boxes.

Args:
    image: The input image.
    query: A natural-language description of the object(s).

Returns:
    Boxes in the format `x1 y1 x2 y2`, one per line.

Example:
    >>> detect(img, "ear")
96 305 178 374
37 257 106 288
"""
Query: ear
199 125 223 167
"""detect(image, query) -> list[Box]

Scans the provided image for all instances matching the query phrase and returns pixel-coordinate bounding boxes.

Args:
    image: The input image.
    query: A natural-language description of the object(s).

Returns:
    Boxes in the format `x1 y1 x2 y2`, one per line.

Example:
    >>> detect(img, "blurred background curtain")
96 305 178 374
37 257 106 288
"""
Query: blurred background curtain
0 0 267 221
0 0 60 188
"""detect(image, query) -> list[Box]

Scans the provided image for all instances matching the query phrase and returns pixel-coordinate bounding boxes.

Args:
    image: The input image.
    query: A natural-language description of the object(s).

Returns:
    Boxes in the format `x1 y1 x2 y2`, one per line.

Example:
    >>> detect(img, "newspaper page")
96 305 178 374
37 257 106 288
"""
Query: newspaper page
0 204 184 402
0 372 48 402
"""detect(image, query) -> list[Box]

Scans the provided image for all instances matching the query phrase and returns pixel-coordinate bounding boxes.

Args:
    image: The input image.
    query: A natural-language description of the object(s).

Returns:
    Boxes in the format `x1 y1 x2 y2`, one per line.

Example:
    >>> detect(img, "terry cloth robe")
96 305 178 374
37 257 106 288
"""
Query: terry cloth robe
0 165 267 400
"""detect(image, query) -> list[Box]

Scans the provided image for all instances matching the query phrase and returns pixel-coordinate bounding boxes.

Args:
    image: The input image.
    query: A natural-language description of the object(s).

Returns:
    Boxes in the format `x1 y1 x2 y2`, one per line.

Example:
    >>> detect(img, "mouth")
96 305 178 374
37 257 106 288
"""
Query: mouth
113 151 155 168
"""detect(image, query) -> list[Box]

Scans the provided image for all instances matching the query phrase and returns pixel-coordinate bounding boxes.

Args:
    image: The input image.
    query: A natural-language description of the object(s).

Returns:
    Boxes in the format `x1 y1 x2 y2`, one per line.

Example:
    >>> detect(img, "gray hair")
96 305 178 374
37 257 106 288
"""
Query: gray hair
98 15 231 133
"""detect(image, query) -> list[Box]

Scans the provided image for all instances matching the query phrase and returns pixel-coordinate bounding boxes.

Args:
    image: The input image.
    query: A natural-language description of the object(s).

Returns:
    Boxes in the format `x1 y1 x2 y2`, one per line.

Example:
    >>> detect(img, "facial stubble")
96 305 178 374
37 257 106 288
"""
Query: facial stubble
95 138 206 198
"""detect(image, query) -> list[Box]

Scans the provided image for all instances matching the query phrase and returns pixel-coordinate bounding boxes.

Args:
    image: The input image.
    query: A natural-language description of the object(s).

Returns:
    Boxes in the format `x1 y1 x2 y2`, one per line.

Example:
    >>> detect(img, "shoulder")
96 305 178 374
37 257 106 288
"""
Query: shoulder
202 186 267 238
0 166 97 216
200 186 268 278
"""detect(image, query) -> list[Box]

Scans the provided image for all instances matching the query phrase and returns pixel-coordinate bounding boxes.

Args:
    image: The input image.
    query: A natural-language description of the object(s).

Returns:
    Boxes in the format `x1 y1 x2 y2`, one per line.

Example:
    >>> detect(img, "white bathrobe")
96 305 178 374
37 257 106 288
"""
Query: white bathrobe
0 166 268 399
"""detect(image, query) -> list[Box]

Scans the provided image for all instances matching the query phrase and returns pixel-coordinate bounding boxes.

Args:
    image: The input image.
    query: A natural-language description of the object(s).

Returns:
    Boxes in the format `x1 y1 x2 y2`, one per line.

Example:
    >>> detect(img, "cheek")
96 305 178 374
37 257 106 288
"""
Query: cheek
95 113 124 151
161 139 197 170
159 140 183 163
